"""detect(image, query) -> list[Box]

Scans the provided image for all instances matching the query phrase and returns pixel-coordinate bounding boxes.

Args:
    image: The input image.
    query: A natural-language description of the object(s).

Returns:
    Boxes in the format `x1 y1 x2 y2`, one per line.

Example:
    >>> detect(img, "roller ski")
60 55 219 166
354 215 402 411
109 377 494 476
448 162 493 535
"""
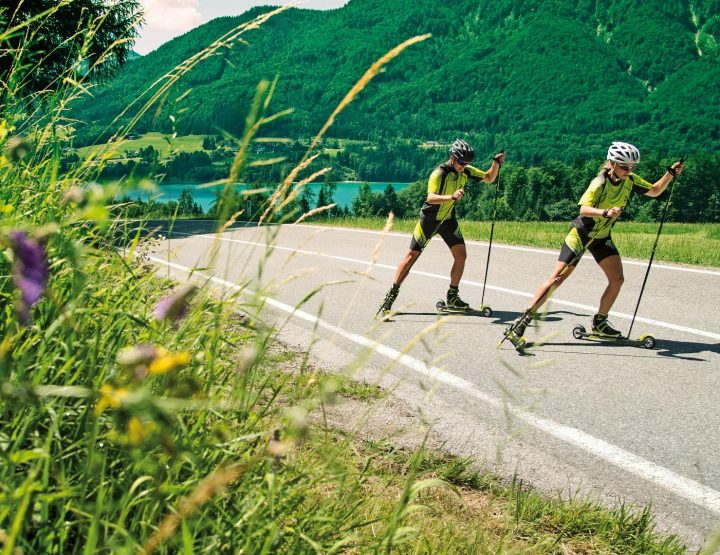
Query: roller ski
435 286 492 316
436 299 493 317
572 313 656 349
375 284 400 320
497 310 533 354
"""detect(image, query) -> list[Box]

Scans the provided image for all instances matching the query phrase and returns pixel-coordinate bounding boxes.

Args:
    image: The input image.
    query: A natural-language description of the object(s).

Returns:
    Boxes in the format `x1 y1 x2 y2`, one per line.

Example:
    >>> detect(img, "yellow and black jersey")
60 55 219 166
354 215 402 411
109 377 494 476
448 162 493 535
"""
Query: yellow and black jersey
420 163 487 220
571 171 652 241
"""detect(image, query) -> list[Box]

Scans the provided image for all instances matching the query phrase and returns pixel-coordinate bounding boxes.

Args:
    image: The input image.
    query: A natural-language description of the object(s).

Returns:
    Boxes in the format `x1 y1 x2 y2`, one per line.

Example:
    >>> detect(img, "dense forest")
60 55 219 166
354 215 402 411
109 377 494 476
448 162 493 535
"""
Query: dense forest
72 0 720 164
114 152 720 223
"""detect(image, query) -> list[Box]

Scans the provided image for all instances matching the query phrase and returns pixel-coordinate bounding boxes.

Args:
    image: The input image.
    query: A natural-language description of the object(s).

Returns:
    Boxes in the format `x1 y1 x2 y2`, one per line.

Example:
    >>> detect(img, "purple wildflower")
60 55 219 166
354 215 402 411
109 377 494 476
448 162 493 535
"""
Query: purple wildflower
9 231 49 324
153 283 197 323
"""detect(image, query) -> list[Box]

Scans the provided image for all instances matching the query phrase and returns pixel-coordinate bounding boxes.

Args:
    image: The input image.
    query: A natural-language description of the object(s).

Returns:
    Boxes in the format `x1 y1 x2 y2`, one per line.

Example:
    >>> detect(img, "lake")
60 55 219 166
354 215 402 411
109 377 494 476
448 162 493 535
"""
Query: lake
120 182 411 212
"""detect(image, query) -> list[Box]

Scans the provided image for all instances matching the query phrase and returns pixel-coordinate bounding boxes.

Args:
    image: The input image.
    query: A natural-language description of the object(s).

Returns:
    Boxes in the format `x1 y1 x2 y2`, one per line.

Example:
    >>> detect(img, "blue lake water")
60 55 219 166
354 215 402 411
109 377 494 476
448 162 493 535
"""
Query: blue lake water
121 182 410 211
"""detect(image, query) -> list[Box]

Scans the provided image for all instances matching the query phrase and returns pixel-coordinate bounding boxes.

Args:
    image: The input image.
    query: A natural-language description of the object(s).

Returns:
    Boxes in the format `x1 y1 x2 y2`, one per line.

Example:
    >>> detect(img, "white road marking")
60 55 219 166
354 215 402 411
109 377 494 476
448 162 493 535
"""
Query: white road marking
149 255 720 516
168 231 720 341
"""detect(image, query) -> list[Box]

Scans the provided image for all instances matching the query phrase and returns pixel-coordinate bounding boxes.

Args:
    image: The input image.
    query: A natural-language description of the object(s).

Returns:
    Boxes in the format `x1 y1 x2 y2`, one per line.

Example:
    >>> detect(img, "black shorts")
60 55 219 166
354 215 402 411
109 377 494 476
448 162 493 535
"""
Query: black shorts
558 231 620 265
409 217 465 252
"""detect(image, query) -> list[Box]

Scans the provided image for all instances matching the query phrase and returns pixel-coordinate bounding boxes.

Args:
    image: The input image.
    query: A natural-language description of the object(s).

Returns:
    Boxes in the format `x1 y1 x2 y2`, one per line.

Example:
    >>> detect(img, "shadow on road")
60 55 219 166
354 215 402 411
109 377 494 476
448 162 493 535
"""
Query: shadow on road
524 338 719 362
492 309 588 327
494 311 719 362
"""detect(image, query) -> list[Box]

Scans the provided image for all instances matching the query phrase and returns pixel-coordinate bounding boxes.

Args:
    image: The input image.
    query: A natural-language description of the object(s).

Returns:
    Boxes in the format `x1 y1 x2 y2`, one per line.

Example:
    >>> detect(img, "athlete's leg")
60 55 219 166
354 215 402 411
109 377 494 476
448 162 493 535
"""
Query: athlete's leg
449 243 467 286
596 254 624 315
528 260 576 313
508 231 580 337
392 218 431 286
393 249 421 286
507 261 576 337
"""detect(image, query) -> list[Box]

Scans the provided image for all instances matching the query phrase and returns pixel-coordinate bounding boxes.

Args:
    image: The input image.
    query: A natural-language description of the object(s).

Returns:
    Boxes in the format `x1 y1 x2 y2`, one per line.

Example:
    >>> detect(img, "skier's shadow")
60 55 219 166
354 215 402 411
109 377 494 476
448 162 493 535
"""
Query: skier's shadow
653 339 720 361
526 338 719 362
492 309 586 327
385 310 491 323
509 311 719 362
386 309 584 324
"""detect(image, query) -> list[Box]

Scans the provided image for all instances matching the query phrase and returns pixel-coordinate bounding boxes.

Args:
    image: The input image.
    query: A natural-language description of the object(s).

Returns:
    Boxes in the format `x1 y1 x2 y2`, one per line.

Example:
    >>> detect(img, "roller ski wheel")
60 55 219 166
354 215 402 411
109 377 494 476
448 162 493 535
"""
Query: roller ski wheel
639 333 656 349
572 325 586 340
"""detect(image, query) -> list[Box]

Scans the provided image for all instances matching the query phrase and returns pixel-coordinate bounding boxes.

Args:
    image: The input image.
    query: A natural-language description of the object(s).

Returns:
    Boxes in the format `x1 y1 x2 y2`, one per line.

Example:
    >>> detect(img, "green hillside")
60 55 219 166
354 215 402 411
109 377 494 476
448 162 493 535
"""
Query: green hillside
74 0 720 162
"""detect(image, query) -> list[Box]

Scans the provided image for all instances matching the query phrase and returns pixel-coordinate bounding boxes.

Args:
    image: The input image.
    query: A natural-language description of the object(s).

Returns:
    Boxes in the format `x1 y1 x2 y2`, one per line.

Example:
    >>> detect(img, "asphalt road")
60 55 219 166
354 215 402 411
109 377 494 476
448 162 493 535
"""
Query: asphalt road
144 220 720 549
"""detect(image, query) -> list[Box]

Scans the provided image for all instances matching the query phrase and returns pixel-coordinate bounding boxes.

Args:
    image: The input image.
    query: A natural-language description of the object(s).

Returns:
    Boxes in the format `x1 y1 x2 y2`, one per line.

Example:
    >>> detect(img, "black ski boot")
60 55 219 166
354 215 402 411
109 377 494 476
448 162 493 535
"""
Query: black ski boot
445 286 470 313
376 284 400 318
592 313 622 338
507 310 533 340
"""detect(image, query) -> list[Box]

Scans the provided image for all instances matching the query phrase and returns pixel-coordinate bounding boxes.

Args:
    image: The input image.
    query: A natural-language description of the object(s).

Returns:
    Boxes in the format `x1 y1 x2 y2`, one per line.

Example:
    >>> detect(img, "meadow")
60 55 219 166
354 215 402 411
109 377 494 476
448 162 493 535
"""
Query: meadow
318 218 720 268
75 131 210 159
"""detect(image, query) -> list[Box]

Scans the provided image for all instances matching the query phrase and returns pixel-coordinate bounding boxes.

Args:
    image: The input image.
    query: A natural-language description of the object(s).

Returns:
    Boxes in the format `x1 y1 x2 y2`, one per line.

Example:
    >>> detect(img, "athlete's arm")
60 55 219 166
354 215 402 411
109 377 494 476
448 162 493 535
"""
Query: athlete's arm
645 161 684 197
579 205 623 218
425 167 460 204
578 176 622 218
481 151 506 183
426 190 463 204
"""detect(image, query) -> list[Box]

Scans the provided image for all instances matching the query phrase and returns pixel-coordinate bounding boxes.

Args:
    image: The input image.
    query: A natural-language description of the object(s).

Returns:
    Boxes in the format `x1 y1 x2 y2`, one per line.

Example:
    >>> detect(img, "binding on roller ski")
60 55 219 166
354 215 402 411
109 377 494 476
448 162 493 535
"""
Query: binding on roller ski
498 309 532 353
435 286 492 316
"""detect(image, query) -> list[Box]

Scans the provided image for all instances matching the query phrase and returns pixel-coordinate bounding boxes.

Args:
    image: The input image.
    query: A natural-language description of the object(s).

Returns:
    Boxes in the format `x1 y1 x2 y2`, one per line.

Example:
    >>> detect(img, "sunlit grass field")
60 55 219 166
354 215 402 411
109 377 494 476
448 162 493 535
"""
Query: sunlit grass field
75 131 210 159
318 218 720 268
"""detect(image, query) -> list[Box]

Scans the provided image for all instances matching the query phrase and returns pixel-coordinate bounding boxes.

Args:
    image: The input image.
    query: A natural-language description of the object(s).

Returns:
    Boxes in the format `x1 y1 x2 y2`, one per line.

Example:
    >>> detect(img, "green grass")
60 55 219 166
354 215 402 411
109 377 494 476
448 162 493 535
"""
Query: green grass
315 217 720 268
76 132 211 159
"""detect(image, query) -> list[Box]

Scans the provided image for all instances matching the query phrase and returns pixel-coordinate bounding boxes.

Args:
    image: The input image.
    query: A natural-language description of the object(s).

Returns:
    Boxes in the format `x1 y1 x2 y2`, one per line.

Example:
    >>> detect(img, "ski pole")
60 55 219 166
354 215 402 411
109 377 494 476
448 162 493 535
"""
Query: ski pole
627 159 684 340
480 150 504 308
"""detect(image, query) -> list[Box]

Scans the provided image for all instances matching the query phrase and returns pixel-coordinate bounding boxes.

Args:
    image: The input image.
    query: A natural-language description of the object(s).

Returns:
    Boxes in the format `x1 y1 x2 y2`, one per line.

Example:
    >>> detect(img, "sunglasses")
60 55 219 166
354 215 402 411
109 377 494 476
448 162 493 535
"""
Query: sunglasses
616 163 636 171
456 159 469 167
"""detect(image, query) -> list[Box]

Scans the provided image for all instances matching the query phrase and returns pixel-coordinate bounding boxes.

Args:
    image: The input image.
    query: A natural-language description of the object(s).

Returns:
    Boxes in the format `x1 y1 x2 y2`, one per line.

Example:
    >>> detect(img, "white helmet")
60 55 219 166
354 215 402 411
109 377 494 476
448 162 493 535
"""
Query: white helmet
607 142 640 165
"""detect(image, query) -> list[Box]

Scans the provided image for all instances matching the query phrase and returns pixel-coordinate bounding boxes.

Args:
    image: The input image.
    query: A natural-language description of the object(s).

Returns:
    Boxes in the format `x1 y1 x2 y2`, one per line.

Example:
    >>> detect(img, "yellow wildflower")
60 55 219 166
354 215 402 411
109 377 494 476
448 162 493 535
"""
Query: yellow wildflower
95 384 129 415
148 351 191 375
127 417 155 445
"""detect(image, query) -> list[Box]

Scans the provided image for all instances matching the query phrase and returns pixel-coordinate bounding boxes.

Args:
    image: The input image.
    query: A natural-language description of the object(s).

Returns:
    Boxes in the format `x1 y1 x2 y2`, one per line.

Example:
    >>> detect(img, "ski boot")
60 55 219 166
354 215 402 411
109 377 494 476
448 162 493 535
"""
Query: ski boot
498 310 533 353
591 313 623 339
375 284 400 319
437 286 471 314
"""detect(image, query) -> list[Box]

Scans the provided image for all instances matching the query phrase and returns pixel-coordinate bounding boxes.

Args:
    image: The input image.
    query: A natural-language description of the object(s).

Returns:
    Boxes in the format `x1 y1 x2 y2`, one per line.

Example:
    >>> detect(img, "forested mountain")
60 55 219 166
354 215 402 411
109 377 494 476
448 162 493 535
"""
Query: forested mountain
74 0 720 163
